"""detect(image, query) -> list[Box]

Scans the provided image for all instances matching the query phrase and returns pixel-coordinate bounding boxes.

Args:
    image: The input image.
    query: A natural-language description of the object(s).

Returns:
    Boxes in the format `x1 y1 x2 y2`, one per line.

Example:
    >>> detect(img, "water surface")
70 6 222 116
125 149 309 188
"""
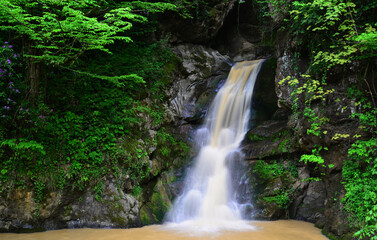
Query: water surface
1 220 328 240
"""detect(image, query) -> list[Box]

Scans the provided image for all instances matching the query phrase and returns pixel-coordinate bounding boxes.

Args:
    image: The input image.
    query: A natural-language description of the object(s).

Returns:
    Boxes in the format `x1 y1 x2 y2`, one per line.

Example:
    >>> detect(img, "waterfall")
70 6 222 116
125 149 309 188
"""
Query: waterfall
165 60 264 233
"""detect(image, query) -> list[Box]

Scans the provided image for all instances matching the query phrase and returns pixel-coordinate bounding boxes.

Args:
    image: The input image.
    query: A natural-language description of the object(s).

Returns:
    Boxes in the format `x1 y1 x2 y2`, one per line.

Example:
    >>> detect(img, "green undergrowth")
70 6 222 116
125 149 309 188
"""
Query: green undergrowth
0 38 182 212
342 90 377 239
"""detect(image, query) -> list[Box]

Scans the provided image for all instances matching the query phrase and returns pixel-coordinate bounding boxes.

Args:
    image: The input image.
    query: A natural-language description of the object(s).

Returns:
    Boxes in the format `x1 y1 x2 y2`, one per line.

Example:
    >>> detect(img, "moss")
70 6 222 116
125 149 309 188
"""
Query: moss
161 54 182 85
149 188 170 221
321 229 353 240
140 190 170 225
140 172 178 225
277 138 291 152
259 29 277 47
253 159 299 211
247 133 266 141
140 208 151 225
110 214 128 226
208 8 220 19
262 191 290 209
192 51 208 64
63 204 73 218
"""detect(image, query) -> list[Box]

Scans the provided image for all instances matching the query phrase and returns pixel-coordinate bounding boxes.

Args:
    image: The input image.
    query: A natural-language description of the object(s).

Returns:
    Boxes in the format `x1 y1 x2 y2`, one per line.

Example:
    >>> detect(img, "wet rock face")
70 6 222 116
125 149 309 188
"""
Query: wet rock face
243 120 297 159
139 170 184 225
167 44 231 126
0 190 42 232
295 181 327 222
274 49 297 109
137 44 232 225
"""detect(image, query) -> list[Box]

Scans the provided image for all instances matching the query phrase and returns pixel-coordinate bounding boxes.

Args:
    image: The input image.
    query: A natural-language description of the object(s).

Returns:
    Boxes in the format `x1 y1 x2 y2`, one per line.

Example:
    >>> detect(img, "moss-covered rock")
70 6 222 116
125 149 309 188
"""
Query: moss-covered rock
250 159 300 220
65 178 140 228
243 120 299 159
139 171 181 225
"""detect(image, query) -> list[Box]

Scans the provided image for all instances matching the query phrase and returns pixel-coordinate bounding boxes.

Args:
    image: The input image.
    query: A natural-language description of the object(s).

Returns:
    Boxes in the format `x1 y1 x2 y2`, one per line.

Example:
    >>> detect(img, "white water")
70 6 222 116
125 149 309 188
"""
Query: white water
165 60 264 233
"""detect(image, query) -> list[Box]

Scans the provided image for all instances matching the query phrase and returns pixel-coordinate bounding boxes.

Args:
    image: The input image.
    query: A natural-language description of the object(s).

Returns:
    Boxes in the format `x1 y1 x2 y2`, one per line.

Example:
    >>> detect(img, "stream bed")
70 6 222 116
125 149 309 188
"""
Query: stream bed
1 220 328 240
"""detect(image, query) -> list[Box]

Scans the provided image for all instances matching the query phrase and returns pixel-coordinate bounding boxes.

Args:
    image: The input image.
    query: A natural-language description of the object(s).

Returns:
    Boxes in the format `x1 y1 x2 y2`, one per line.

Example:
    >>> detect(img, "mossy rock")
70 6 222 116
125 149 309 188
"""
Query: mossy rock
243 120 299 159
140 172 178 225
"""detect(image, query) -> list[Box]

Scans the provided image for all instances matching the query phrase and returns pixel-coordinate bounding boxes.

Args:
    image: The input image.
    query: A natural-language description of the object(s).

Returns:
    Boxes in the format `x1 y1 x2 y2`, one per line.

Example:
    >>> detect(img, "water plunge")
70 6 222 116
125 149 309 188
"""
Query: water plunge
165 60 264 233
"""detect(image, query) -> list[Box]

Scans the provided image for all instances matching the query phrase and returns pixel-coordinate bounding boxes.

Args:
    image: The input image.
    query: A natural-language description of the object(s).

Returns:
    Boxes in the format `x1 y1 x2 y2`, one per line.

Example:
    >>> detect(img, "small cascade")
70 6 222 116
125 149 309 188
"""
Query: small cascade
165 60 264 233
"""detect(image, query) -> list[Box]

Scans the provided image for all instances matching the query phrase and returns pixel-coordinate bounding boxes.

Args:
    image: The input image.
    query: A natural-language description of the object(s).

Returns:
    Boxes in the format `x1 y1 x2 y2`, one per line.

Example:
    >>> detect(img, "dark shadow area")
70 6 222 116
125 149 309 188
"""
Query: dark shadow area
249 58 279 129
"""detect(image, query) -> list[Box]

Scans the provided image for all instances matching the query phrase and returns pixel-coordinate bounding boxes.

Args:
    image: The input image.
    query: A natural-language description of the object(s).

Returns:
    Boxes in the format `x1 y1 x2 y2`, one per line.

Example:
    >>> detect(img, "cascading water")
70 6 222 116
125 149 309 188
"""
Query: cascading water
165 60 264 233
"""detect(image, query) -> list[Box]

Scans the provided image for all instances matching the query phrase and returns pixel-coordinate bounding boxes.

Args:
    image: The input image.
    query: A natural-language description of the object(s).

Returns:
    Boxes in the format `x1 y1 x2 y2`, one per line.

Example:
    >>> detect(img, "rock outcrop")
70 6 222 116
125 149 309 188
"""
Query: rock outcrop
167 44 230 126
0 178 139 232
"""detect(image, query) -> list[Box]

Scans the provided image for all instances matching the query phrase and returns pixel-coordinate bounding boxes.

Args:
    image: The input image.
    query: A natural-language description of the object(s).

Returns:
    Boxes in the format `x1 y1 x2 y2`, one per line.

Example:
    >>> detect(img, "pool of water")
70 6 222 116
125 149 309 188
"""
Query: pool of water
1 220 328 240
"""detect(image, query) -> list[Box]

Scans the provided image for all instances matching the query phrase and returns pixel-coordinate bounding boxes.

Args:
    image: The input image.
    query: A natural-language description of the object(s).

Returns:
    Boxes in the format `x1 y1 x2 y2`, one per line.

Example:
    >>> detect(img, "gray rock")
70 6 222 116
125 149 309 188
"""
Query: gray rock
296 181 326 223
0 189 40 232
65 180 140 228
0 179 140 232
167 44 230 126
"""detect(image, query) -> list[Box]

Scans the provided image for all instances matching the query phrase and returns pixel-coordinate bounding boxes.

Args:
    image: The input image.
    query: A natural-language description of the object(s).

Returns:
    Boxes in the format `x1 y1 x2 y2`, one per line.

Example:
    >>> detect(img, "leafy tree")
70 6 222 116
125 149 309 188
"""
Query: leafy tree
0 0 177 98
287 0 377 72
0 0 190 210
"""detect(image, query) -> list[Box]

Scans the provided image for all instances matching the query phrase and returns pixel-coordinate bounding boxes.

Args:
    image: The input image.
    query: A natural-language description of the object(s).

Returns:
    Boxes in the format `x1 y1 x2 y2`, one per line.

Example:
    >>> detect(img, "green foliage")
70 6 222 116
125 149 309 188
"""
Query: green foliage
289 0 377 71
279 74 335 173
300 152 324 165
300 146 334 170
253 160 297 209
0 0 176 67
354 23 377 52
156 128 190 165
0 0 192 222
342 90 377 239
258 1 377 237
0 42 27 127
251 0 289 23
0 32 181 209
343 137 377 239
253 160 286 180
247 133 266 141
351 96 377 133
263 190 291 209
254 160 299 181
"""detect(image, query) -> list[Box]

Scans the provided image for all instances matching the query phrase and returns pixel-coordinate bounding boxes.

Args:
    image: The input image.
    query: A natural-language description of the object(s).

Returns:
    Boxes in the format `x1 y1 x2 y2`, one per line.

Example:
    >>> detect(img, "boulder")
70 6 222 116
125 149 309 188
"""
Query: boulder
295 181 326 223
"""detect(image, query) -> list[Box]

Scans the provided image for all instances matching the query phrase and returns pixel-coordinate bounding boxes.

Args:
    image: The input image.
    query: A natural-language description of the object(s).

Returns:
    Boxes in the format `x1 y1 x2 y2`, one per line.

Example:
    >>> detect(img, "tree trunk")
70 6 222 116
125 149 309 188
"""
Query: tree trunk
28 59 42 100
26 42 43 102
